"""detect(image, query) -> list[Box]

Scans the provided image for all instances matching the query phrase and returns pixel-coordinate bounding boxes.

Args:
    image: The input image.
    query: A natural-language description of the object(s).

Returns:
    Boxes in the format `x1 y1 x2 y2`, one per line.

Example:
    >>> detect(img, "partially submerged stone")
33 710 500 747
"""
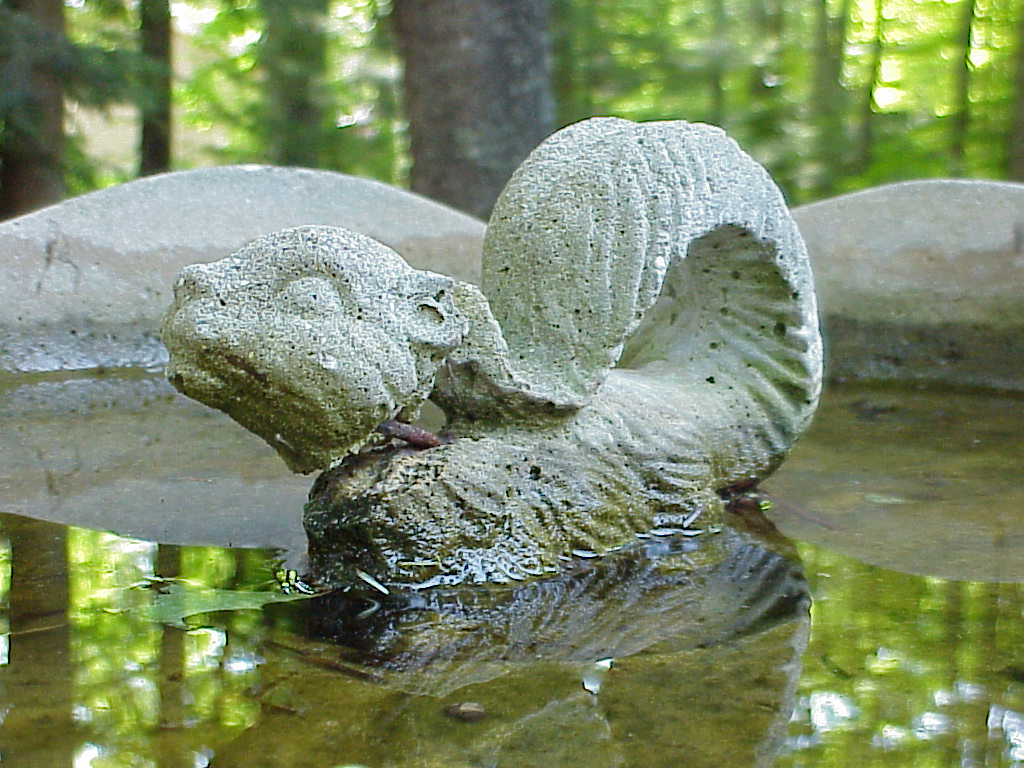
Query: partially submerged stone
163 117 824 588
219 527 808 767
793 179 1024 391
303 525 807 697
0 165 483 374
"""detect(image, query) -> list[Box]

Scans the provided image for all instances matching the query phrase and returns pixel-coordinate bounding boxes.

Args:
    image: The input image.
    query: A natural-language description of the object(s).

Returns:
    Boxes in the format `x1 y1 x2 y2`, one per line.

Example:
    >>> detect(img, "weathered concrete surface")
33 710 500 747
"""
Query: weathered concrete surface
5 166 1018 398
0 372 309 555
0 165 484 374
163 119 823 588
162 227 466 473
793 179 1024 391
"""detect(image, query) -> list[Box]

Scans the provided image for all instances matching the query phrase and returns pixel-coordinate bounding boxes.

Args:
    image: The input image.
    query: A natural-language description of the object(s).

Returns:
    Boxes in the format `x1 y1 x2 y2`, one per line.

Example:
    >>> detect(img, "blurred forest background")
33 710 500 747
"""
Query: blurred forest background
2 0 1024 221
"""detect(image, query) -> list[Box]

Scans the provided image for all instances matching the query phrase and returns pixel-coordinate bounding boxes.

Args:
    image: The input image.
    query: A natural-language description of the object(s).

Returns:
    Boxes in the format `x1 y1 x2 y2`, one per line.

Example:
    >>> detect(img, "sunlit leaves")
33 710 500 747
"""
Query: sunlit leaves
552 0 1023 202
53 0 1024 201
173 0 405 181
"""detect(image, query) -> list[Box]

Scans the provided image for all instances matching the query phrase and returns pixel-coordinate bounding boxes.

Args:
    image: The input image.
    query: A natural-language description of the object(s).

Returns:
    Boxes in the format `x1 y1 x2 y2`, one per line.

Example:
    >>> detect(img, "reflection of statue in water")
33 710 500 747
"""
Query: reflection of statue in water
218 519 811 768
161 117 822 589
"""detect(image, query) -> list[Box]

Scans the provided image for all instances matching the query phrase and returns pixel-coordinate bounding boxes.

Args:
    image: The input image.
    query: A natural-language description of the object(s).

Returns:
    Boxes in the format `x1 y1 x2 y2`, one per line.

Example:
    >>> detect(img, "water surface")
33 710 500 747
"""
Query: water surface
0 375 1021 766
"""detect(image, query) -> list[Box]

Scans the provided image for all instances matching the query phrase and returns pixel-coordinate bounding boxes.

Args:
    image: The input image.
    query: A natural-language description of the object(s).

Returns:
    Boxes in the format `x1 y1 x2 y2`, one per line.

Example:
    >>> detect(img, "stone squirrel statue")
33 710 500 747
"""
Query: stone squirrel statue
162 117 822 589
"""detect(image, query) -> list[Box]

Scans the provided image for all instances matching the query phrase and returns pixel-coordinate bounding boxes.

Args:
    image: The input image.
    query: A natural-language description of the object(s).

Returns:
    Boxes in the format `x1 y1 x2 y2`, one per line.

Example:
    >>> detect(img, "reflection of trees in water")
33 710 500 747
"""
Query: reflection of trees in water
1 515 813 767
63 531 272 765
3 513 1022 766
2 514 76 764
0 529 10 664
780 543 1024 767
224 526 812 768
68 530 161 763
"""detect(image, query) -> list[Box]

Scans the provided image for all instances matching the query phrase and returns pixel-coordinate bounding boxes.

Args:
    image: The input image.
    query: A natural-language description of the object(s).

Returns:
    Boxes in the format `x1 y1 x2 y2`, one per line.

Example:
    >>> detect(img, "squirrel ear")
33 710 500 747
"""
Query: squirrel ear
403 272 466 352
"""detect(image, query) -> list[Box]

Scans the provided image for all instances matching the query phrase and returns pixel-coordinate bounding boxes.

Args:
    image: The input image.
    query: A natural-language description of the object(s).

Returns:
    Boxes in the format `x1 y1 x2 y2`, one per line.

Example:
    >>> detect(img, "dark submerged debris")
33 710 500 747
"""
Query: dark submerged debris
444 701 487 722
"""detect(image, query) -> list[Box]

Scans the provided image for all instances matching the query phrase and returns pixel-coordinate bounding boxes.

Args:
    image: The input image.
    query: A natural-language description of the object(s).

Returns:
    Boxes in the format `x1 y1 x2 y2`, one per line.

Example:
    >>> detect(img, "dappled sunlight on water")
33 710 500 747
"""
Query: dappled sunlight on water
779 546 1024 767
2 522 285 766
0 511 1020 767
0 513 811 767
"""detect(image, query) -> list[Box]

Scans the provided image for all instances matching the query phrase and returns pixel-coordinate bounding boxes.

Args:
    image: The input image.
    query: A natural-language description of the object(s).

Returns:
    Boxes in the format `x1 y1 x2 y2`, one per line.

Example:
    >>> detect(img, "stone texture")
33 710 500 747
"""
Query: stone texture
310 120 822 588
793 179 1024 391
0 165 484 374
0 377 310 553
162 226 465 473
304 528 806 695
162 118 824 587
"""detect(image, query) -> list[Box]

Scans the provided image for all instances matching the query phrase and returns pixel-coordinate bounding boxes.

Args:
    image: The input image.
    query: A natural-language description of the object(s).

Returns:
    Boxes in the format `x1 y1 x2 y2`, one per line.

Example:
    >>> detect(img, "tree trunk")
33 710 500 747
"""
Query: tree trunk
260 0 329 168
811 0 851 198
951 0 976 176
393 0 556 220
857 0 885 173
552 0 596 126
747 0 795 193
0 0 66 218
1008 0 1024 179
811 0 834 197
5 516 75 764
709 0 728 127
139 0 172 177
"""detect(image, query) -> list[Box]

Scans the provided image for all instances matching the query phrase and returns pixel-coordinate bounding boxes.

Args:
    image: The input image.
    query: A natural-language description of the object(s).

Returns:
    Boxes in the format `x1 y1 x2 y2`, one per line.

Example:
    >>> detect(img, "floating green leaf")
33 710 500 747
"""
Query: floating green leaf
133 578 315 628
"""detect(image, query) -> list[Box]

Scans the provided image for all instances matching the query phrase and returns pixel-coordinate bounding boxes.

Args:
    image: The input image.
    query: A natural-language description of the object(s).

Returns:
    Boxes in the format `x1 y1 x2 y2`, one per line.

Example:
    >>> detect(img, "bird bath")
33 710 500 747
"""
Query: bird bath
0 375 1021 767
1 128 1022 766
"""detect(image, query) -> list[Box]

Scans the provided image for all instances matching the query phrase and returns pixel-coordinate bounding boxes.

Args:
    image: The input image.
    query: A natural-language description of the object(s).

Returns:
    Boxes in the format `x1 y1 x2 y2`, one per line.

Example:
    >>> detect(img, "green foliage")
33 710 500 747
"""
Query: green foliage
177 0 405 182
46 0 1024 202
176 0 266 161
0 7 70 126
0 0 171 197
551 0 1024 203
140 578 311 628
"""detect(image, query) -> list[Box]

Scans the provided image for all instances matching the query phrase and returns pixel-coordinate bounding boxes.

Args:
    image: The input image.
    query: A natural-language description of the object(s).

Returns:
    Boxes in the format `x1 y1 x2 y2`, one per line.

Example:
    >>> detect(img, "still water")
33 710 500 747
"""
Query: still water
0 374 1021 767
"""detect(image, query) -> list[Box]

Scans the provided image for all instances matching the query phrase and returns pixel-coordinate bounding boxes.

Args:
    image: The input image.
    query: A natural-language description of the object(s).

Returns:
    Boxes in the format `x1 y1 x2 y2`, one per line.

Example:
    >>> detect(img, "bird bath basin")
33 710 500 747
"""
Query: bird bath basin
0 372 1021 767
1 160 1022 766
